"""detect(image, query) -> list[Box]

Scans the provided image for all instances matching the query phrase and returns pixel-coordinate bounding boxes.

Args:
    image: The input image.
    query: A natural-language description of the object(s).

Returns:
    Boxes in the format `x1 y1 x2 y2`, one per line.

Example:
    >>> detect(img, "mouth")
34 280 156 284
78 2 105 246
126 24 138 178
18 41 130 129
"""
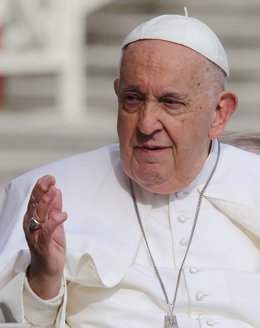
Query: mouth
135 145 170 152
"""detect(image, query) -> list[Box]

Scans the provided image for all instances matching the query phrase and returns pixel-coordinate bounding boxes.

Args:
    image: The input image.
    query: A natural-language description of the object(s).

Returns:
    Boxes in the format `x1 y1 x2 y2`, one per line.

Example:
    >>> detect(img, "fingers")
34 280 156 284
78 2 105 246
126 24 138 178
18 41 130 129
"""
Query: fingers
33 175 56 199
39 187 68 238
50 186 63 212
24 175 67 238
45 206 68 242
27 175 55 215
36 185 56 223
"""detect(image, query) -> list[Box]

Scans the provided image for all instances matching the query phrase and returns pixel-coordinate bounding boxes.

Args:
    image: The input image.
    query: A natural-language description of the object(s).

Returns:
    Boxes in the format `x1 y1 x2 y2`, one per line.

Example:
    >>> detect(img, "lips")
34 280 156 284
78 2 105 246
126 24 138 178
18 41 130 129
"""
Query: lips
134 144 171 156
135 144 169 151
133 144 171 163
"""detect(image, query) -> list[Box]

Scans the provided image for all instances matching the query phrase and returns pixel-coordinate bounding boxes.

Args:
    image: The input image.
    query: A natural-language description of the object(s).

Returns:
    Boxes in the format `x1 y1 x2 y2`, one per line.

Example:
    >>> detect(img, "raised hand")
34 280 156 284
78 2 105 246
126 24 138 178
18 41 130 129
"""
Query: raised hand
23 175 67 299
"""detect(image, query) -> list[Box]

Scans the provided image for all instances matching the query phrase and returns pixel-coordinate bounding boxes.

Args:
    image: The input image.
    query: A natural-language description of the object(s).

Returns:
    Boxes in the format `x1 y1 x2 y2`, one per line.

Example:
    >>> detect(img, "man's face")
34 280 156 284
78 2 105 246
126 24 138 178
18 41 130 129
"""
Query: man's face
115 40 222 194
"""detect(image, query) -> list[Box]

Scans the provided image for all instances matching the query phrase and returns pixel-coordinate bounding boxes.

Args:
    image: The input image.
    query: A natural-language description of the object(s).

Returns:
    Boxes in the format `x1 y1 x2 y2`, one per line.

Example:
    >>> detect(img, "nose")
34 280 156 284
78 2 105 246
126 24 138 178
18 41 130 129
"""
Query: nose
137 102 163 136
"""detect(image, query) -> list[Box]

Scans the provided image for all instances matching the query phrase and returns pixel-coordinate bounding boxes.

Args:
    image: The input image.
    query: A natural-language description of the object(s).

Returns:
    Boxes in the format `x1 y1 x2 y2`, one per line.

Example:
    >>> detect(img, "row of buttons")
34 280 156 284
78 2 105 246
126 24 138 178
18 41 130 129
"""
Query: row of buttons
189 266 208 303
176 213 217 326
177 215 190 248
176 215 210 310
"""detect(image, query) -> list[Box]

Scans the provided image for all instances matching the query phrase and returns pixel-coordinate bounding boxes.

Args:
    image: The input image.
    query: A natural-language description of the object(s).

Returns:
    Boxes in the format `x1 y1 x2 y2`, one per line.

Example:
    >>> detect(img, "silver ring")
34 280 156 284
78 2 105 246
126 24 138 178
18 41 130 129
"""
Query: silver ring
30 217 42 231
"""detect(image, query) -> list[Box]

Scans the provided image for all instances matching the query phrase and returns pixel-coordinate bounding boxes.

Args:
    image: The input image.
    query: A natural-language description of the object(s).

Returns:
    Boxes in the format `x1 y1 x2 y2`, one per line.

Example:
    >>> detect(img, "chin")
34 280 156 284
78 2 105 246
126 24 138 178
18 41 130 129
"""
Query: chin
131 172 170 194
122 161 172 193
139 181 173 194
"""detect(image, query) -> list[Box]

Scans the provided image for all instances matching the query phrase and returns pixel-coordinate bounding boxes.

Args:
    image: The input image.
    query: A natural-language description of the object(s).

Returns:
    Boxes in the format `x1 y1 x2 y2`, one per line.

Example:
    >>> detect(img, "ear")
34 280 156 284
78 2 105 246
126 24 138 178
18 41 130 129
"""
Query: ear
114 78 119 96
209 91 238 139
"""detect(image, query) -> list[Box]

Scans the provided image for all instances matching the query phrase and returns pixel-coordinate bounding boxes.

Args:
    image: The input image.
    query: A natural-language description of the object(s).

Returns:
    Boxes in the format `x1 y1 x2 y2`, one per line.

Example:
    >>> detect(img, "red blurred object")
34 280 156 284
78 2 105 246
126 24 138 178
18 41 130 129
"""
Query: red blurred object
0 26 4 109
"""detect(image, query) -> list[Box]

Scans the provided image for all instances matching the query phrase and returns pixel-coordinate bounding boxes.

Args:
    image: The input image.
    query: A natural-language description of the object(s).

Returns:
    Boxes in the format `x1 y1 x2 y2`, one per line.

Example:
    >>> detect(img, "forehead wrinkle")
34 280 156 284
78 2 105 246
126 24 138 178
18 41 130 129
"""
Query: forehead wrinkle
126 41 204 74
122 44 169 77
120 40 208 102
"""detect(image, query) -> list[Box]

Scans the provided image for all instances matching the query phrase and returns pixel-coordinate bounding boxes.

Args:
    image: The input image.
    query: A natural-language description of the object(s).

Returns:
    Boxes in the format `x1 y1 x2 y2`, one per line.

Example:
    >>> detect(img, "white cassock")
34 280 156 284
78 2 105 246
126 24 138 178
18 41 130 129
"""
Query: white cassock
0 141 260 328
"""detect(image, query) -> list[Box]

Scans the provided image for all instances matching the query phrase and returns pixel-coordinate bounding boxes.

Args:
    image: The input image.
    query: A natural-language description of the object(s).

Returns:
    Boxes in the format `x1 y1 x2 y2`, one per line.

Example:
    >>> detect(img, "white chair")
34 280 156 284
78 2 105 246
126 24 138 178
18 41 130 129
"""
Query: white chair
0 0 113 121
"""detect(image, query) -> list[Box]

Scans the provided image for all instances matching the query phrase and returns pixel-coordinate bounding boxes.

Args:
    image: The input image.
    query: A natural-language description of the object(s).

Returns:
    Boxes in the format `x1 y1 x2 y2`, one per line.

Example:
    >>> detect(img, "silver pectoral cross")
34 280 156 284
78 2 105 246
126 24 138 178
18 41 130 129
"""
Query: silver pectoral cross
164 312 178 328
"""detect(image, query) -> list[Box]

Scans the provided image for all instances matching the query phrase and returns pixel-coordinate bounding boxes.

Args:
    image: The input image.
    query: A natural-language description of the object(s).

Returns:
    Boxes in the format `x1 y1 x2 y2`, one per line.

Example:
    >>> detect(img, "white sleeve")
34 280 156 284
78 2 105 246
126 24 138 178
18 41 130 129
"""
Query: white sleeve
0 273 27 326
0 271 67 328
23 276 66 328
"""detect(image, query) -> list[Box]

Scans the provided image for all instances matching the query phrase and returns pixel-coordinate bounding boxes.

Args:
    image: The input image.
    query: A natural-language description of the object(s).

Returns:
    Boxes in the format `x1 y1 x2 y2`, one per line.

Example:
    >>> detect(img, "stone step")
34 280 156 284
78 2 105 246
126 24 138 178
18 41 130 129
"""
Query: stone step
104 0 260 13
0 112 118 188
3 45 259 80
87 12 260 46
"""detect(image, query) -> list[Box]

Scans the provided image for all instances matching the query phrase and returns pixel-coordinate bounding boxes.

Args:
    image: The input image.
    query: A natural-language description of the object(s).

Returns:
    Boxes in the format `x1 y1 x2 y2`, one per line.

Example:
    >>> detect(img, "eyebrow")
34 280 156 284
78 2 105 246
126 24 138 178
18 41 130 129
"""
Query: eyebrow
119 85 142 93
119 85 187 101
159 91 187 101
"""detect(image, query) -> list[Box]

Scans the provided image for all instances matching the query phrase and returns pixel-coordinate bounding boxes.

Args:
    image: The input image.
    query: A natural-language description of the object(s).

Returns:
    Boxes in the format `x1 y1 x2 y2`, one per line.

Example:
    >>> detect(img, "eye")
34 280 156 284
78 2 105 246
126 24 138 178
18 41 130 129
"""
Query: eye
124 94 140 104
163 97 181 106
161 97 185 112
120 92 144 112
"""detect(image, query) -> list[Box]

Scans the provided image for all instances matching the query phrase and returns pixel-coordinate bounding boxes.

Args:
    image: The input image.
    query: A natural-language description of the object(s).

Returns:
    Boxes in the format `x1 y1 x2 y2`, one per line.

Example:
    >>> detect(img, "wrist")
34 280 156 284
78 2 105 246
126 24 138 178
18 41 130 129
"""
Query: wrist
26 265 63 300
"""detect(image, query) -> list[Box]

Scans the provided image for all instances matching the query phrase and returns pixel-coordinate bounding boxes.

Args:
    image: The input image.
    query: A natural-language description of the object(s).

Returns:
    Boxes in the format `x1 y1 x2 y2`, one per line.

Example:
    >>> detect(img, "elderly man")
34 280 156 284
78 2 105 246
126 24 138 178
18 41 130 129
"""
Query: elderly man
0 13 260 328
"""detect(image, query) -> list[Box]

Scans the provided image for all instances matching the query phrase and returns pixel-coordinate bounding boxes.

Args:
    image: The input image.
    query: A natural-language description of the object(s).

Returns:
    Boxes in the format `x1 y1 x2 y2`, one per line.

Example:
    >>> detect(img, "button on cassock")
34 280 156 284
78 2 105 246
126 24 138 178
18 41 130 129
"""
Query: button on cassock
206 318 218 326
196 291 208 302
189 266 199 274
177 215 189 223
179 238 188 247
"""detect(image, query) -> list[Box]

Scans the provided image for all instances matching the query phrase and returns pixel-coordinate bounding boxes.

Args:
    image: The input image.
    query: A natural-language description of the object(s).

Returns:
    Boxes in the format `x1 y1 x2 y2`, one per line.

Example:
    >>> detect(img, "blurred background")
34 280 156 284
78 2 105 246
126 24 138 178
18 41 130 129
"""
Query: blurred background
0 0 259 189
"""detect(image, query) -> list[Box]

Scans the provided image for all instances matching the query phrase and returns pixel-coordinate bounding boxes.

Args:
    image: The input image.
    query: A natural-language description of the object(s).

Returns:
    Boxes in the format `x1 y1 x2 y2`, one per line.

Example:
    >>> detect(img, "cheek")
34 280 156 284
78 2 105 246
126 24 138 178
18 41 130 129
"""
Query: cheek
166 114 203 151
117 113 135 176
117 110 128 141
117 110 137 145
165 116 188 144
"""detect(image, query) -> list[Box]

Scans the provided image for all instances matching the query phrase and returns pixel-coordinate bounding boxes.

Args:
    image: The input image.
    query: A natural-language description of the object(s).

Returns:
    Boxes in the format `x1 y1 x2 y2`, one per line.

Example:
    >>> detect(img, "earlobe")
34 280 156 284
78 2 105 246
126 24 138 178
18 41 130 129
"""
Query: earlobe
209 91 238 139
114 79 119 96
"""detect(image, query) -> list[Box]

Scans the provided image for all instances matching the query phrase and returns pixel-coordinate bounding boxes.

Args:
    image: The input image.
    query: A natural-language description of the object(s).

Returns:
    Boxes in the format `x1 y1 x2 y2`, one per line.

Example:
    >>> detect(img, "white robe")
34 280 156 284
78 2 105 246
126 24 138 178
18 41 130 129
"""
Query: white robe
0 143 260 327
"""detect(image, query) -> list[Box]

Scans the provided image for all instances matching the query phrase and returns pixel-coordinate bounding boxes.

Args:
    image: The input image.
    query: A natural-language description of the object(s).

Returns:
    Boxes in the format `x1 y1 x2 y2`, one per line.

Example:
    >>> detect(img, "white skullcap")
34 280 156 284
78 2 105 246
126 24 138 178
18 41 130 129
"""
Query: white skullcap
122 14 229 76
